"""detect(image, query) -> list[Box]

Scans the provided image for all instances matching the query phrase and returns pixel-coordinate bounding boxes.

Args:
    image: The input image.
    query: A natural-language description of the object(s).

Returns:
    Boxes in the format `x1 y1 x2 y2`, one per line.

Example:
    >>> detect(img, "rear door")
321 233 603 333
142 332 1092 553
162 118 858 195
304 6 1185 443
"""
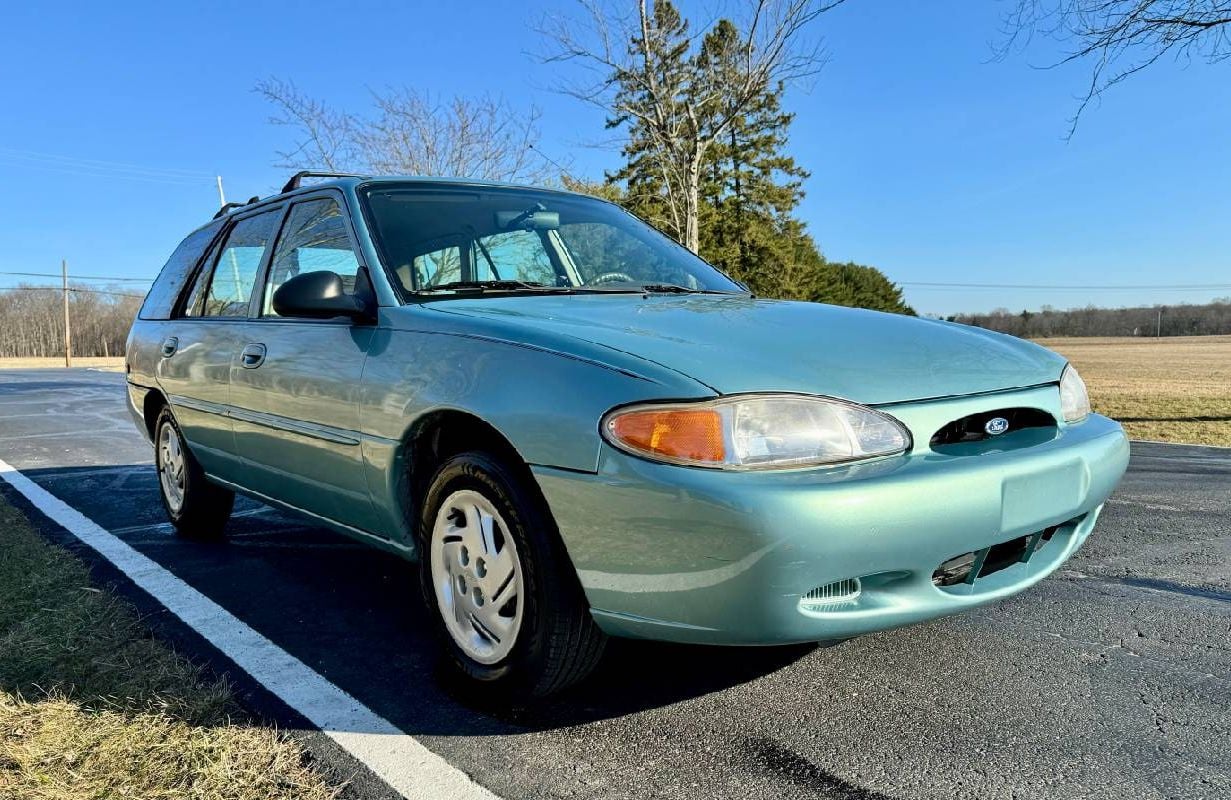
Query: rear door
156 207 281 482
227 193 382 533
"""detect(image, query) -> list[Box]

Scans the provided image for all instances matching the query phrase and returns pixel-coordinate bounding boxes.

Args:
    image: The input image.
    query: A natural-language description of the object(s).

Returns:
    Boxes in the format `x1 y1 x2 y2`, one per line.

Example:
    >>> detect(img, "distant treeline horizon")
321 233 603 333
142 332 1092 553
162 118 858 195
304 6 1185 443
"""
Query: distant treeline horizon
944 299 1231 338
0 283 140 359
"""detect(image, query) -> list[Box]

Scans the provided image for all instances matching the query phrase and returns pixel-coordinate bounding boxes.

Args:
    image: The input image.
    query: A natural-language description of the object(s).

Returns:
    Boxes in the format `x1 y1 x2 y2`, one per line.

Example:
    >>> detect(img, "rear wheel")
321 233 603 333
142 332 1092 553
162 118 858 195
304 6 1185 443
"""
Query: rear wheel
419 451 606 697
154 406 234 539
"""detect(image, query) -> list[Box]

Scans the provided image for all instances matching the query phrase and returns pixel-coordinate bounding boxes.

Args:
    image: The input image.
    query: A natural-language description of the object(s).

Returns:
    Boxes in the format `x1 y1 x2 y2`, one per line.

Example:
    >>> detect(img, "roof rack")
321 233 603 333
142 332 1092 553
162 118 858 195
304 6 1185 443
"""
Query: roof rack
281 170 364 193
213 202 244 219
211 195 261 220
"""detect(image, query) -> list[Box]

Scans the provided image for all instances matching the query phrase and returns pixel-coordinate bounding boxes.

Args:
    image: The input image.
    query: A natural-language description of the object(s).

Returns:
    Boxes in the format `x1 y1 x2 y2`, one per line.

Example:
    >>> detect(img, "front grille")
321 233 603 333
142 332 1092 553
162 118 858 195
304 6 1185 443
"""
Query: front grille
932 525 1060 587
930 407 1056 449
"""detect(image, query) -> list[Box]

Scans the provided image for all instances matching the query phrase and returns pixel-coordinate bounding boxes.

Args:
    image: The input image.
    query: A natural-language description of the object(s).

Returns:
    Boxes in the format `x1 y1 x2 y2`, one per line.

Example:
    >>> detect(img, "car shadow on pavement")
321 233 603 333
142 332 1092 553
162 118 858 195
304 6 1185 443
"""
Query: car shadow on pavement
450 638 819 730
11 463 817 739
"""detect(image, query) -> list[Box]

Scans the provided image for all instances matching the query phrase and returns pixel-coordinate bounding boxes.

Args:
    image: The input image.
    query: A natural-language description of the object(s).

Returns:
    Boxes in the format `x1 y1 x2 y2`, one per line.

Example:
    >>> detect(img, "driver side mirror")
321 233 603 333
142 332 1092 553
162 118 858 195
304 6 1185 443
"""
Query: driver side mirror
272 271 372 321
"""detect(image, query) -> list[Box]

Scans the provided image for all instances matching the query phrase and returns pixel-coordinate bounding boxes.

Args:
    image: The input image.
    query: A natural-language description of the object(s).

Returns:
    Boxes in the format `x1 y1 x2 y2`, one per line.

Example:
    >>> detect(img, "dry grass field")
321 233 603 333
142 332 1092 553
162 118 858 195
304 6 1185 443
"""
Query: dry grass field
0 356 125 371
1037 335 1231 447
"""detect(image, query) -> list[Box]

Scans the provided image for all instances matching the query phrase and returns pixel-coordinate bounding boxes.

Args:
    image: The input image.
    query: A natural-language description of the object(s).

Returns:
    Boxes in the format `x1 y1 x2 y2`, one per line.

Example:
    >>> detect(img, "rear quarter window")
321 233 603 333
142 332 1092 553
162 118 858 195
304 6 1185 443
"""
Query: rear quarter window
138 221 224 320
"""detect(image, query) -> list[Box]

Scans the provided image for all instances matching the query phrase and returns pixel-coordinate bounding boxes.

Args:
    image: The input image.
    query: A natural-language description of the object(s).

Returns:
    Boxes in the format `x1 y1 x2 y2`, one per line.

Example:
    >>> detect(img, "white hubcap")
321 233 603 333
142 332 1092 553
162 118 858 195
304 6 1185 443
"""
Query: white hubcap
158 422 186 514
430 489 524 664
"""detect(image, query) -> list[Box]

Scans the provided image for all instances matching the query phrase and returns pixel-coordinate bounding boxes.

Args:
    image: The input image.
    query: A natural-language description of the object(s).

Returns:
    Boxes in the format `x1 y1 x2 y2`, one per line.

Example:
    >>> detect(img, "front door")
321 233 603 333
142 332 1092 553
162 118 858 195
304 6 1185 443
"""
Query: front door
156 207 281 482
227 194 382 533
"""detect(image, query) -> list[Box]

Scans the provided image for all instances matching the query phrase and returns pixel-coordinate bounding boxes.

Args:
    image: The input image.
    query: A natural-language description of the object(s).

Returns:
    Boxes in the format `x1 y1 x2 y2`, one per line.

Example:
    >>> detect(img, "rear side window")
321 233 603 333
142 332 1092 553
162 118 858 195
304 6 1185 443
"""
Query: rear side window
201 211 280 317
180 234 223 317
138 221 223 320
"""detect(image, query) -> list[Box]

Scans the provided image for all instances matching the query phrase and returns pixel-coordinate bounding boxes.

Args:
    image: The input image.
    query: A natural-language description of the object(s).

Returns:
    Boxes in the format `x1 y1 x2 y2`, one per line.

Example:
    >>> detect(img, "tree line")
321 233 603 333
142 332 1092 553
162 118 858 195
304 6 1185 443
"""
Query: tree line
0 285 141 358
950 300 1231 339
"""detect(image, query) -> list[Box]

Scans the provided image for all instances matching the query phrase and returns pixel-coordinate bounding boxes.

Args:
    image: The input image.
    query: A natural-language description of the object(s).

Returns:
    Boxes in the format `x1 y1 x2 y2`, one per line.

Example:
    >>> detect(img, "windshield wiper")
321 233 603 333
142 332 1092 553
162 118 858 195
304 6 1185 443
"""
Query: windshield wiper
638 283 700 293
634 283 745 295
415 280 568 294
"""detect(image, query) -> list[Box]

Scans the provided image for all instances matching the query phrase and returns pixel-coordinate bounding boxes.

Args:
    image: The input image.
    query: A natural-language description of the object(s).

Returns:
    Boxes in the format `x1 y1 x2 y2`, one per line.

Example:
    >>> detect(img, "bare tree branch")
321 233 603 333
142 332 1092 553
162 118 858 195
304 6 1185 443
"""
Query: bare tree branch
997 1 1231 137
255 79 559 184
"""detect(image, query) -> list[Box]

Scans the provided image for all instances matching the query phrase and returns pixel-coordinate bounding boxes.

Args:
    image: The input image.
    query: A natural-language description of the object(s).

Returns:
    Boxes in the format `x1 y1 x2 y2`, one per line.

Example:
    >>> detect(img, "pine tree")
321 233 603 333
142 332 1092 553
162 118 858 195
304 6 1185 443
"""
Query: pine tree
596 5 915 315
605 1 693 244
695 21 808 297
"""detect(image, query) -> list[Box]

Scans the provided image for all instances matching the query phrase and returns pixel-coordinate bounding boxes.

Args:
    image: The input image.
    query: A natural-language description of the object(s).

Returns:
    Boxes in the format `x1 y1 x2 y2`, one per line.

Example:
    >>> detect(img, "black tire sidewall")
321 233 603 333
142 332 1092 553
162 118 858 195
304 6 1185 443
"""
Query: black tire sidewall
154 407 191 525
154 405 232 537
418 452 564 692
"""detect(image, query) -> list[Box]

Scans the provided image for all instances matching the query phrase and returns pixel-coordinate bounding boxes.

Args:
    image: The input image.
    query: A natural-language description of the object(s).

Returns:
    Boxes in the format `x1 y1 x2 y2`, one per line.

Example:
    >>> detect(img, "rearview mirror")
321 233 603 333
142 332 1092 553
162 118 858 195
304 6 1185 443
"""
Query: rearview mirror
272 271 371 321
495 209 559 231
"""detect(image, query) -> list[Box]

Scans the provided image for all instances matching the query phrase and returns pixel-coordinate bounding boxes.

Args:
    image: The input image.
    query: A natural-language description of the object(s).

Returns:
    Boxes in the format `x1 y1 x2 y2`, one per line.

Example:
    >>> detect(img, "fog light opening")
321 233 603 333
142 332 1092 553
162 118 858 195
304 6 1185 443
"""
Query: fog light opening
932 551 978 586
799 577 862 610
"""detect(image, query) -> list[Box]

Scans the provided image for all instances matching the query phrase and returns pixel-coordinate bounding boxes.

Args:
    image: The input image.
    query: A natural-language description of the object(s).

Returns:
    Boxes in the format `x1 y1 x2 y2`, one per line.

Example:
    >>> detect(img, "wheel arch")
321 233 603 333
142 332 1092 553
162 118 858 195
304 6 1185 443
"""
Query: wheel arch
396 408 549 544
142 388 169 440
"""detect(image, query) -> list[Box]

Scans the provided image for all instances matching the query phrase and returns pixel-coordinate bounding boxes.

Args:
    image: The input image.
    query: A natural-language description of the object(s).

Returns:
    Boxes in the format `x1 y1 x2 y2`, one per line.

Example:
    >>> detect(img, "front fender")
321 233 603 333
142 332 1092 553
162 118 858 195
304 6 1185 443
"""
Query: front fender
358 318 714 544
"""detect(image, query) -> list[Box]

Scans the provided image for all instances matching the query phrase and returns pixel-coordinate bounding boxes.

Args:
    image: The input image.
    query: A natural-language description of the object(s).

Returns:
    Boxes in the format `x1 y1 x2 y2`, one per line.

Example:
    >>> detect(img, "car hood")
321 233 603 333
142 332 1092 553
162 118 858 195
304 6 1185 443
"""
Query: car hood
422 294 1066 405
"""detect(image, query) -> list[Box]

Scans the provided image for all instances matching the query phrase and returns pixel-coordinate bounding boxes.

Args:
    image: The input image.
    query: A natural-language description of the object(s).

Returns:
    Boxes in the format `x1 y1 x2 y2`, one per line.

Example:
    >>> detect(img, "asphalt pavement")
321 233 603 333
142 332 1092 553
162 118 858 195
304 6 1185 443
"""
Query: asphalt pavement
0 367 1227 800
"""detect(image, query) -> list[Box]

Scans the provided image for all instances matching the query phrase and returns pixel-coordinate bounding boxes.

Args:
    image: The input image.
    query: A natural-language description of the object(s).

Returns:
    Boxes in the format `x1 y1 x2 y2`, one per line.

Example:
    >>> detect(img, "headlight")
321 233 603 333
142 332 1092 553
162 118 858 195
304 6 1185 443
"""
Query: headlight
601 395 911 470
1059 365 1090 424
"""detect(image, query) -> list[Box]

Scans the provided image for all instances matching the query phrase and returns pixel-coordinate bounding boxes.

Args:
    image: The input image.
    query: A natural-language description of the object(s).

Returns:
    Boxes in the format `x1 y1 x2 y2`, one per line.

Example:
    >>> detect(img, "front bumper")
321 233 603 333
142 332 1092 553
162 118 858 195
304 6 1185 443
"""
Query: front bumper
534 399 1129 645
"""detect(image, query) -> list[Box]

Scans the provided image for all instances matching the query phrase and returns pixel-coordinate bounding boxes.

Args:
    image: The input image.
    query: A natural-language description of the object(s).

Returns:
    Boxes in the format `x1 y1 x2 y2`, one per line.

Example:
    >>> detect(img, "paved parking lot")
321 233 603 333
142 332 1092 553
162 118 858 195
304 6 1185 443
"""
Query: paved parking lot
1 368 1228 800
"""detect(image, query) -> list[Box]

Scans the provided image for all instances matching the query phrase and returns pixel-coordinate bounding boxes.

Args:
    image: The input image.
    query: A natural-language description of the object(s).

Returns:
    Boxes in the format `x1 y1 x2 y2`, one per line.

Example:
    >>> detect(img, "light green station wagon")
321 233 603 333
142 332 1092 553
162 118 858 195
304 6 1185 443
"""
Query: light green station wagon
126 172 1130 695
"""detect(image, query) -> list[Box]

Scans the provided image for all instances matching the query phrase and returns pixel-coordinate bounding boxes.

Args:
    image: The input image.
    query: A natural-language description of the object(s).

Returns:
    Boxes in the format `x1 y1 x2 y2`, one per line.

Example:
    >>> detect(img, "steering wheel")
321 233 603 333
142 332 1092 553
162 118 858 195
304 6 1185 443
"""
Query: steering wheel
586 271 637 287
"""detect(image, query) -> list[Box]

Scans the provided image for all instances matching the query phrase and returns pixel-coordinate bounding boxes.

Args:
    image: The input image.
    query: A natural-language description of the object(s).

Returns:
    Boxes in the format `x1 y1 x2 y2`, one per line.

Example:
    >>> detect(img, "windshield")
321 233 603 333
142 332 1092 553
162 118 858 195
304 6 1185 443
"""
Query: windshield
359 183 744 296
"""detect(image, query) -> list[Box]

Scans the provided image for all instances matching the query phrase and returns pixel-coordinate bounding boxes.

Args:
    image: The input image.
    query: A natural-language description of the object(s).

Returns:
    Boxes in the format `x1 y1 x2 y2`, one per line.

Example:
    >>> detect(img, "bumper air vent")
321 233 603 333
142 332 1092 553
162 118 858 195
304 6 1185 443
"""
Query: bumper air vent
799 577 862 610
930 407 1056 450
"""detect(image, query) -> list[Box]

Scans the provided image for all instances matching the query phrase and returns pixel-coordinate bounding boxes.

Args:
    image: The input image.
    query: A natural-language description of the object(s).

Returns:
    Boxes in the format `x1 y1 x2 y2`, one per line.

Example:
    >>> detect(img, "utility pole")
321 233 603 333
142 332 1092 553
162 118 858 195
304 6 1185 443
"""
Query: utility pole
61 259 72 368
1156 308 1162 338
216 175 227 207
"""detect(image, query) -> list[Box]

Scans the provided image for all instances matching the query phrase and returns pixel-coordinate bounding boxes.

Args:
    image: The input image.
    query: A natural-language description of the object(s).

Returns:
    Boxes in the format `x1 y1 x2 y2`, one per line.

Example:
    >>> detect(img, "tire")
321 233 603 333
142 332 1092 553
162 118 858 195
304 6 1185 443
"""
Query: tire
154 406 234 539
418 450 606 697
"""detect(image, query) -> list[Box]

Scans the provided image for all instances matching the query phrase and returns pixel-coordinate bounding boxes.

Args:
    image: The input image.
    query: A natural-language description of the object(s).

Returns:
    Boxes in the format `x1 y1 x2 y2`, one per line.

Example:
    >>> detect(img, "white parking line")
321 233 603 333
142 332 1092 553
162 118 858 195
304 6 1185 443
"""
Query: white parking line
0 457 500 800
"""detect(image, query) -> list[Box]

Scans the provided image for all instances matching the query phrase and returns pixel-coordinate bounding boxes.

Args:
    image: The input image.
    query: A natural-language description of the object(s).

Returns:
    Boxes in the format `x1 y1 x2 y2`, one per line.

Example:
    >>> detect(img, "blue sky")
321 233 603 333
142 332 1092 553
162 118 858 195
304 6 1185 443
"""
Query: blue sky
1 0 1227 315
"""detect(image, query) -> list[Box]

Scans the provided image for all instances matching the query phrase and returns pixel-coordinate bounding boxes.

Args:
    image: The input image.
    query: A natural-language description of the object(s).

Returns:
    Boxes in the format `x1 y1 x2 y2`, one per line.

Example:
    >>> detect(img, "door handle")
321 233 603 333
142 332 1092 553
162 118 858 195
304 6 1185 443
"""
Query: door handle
240 343 267 369
160 337 179 358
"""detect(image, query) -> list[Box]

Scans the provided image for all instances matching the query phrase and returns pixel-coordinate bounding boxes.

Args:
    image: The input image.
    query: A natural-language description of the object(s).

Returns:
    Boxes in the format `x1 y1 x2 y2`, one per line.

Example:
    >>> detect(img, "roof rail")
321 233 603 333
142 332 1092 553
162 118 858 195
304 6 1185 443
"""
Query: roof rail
211 195 261 220
281 170 364 193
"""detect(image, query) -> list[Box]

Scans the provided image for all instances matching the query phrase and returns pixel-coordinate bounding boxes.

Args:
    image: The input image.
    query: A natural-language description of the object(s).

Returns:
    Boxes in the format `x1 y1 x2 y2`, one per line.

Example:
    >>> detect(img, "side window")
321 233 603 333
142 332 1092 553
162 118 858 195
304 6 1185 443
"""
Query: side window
180 235 223 317
201 211 279 318
139 221 223 320
263 197 362 316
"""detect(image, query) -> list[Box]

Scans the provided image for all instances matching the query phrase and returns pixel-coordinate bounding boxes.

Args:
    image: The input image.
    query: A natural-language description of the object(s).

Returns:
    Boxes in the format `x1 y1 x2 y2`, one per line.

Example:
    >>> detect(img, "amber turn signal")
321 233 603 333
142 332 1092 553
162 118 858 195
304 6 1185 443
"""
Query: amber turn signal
607 408 726 464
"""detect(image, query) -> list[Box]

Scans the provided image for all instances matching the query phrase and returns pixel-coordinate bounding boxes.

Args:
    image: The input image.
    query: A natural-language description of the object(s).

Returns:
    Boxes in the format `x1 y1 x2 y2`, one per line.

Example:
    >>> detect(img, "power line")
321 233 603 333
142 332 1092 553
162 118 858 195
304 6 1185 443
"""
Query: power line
0 146 214 179
0 157 213 186
527 143 585 186
0 286 145 299
0 270 152 283
900 281 1231 291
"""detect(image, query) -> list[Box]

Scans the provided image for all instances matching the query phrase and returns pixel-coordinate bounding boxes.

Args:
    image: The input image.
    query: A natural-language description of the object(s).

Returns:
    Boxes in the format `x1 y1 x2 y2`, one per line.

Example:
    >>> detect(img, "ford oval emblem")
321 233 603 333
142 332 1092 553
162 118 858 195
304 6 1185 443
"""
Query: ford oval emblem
984 417 1010 436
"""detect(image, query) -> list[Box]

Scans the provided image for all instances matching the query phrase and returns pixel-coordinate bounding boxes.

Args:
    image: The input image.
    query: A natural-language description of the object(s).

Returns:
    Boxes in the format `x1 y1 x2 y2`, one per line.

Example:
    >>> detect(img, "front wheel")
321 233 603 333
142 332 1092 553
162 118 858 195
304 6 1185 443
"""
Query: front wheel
419 451 606 697
154 406 234 539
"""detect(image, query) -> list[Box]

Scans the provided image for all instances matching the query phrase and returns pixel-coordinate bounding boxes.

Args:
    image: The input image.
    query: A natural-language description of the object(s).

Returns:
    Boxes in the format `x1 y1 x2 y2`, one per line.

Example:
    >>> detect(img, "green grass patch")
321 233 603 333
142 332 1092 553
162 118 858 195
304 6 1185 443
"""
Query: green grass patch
0 496 338 799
